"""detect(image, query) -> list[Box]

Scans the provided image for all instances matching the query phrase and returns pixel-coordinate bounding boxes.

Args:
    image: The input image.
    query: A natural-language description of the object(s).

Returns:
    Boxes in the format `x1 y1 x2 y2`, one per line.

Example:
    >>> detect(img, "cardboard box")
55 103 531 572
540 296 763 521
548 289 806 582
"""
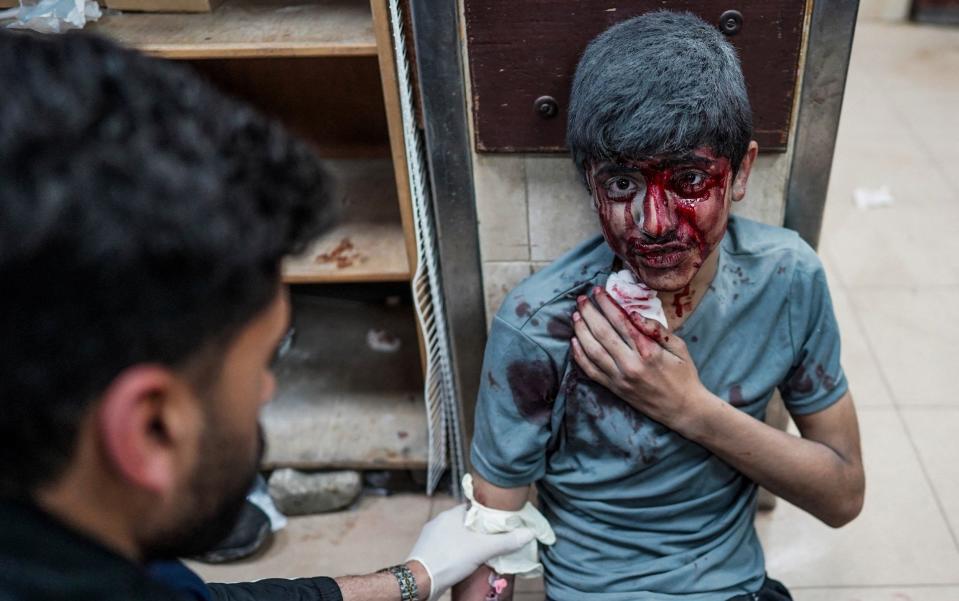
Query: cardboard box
103 0 222 13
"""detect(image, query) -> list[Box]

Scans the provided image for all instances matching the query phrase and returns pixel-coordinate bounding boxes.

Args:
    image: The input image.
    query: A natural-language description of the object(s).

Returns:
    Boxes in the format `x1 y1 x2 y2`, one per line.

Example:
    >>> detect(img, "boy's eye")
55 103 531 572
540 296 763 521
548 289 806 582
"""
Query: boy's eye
604 176 642 199
671 171 709 196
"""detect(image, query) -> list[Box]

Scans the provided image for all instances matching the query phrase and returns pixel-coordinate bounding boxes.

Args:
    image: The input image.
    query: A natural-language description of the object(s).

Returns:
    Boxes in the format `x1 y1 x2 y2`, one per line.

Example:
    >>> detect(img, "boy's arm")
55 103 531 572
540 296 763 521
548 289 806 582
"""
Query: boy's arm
452 475 531 601
572 287 865 527
675 389 863 527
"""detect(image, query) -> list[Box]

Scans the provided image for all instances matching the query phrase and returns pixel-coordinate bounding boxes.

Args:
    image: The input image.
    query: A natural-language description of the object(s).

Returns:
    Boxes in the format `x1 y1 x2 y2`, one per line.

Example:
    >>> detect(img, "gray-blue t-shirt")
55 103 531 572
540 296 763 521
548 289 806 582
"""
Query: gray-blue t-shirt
471 216 848 600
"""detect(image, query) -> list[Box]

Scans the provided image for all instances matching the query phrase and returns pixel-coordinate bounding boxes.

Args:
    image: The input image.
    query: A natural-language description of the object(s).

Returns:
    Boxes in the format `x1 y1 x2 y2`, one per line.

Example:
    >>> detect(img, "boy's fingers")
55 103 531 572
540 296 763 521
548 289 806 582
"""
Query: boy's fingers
628 313 684 357
571 337 611 388
592 288 639 351
572 312 617 375
577 294 632 364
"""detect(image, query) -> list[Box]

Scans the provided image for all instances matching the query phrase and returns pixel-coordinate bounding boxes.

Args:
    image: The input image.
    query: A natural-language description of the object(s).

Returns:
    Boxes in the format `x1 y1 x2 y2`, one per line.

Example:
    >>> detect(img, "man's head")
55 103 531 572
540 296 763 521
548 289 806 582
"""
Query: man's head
567 11 758 291
0 32 329 559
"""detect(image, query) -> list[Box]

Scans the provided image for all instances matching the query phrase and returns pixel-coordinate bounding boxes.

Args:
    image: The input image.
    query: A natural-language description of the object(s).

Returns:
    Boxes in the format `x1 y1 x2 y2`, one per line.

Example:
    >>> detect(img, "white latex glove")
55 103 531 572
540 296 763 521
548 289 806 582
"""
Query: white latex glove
407 504 535 601
461 475 555 577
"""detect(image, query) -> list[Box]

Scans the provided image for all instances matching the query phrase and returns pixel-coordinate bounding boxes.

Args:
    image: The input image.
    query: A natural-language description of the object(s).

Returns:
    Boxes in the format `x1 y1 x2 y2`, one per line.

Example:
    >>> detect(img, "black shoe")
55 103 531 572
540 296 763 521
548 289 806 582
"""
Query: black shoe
192 501 272 564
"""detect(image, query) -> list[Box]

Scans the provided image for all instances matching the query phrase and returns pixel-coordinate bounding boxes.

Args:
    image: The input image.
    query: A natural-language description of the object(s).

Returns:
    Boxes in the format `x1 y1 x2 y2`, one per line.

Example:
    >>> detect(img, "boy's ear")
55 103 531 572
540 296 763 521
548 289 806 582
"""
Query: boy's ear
731 141 760 202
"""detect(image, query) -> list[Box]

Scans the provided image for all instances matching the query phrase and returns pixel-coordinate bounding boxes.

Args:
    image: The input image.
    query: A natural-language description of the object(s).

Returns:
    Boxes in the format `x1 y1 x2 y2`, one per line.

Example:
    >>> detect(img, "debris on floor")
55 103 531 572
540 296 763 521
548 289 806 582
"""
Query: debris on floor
268 469 363 516
853 185 895 209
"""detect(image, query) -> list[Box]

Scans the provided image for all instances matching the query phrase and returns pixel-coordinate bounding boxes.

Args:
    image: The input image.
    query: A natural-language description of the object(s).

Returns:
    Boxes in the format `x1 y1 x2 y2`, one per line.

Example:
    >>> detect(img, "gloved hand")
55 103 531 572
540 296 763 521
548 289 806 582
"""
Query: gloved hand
407 504 535 601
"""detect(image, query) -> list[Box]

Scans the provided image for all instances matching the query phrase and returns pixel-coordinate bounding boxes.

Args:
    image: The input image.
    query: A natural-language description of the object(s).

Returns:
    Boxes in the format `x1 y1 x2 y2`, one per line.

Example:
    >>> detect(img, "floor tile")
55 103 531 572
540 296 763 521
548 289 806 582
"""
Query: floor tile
793 585 959 601
887 90 959 189
820 252 894 408
849 287 959 406
900 408 959 545
756 408 959 587
188 493 432 584
820 147 959 287
852 23 959 95
857 0 910 22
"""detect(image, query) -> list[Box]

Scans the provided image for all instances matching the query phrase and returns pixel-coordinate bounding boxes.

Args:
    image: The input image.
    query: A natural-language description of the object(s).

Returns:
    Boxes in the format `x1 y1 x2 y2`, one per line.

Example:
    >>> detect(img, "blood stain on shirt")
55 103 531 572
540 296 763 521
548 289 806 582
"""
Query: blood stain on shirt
785 363 815 397
547 315 574 339
506 360 555 425
515 301 532 318
729 384 747 407
815 363 837 391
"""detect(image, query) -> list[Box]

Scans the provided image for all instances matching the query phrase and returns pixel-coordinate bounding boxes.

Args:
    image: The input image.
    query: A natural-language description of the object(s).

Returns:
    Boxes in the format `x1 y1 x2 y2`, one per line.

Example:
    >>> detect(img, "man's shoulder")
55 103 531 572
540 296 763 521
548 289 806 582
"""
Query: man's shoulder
494 235 612 332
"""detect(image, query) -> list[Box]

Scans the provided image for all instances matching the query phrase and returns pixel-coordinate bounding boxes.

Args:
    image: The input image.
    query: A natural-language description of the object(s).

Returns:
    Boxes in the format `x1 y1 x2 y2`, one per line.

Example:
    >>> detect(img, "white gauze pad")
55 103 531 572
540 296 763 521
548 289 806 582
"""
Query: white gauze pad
605 269 669 328
462 474 556 577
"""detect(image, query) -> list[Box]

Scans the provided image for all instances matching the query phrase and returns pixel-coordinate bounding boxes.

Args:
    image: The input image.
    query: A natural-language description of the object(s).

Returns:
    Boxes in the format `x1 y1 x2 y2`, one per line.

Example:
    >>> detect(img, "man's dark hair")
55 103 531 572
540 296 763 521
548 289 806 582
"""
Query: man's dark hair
0 32 331 496
567 10 753 180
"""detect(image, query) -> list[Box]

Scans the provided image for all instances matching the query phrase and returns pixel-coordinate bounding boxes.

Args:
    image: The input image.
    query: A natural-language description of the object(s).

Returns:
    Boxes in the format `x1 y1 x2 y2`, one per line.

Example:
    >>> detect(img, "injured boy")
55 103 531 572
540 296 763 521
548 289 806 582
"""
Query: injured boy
455 11 864 601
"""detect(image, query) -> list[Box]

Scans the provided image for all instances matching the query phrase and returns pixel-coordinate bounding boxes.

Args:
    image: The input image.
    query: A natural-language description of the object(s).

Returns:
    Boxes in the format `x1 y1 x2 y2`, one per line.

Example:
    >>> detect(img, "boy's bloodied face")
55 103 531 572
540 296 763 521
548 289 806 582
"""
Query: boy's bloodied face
588 147 735 292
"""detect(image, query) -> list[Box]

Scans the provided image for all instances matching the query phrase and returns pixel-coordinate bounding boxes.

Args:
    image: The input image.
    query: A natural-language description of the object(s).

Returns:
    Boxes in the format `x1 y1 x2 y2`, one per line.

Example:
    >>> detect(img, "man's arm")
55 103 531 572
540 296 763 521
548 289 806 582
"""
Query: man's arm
572 286 865 527
334 561 431 601
207 562 430 601
206 505 533 601
452 477 530 601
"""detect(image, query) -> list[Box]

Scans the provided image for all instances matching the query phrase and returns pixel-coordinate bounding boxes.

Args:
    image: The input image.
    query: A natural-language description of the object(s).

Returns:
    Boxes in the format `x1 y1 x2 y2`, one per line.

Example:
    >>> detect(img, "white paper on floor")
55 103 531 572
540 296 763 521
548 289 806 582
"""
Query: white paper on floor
5 0 101 33
853 185 895 209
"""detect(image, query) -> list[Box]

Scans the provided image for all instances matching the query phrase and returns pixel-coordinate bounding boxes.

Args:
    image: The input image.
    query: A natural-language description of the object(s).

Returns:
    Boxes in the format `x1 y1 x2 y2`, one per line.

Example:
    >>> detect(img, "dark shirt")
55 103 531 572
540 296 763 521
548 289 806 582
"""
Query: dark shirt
0 500 342 601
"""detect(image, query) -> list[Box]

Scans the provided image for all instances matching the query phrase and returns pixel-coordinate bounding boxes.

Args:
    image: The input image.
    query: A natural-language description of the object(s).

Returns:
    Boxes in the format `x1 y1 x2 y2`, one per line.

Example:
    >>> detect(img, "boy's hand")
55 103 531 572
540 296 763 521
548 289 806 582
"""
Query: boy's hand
570 286 706 431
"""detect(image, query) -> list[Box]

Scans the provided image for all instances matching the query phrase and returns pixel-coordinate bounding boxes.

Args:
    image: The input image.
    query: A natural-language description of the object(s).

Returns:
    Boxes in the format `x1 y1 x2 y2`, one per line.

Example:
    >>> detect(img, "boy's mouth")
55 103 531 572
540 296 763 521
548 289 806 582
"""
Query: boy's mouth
631 242 691 268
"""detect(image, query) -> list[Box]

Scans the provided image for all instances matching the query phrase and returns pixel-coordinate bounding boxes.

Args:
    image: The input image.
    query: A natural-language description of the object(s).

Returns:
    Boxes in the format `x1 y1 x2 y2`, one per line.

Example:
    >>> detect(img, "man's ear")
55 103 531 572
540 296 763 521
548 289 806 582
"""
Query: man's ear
731 141 760 203
95 365 199 495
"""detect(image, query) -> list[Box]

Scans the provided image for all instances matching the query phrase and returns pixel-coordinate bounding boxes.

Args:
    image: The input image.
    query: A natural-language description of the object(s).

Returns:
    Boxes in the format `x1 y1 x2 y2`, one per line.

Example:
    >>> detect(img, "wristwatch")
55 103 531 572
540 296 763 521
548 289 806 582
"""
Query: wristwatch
382 564 419 601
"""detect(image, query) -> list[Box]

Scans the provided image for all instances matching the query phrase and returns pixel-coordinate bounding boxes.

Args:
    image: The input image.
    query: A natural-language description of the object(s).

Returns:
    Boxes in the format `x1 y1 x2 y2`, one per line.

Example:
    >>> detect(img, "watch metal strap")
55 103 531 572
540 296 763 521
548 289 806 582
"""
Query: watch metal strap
384 564 419 601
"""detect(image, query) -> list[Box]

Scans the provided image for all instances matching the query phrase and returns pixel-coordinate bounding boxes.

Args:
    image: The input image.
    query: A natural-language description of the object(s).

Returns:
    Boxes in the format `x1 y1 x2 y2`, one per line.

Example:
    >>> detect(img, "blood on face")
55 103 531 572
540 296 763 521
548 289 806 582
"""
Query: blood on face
588 148 733 292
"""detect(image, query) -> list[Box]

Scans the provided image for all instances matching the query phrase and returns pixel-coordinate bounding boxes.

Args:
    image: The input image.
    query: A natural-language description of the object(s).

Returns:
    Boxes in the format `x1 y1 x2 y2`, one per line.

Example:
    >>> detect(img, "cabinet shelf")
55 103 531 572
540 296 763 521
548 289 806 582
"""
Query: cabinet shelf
282 158 409 283
262 292 428 469
283 221 409 283
89 0 377 59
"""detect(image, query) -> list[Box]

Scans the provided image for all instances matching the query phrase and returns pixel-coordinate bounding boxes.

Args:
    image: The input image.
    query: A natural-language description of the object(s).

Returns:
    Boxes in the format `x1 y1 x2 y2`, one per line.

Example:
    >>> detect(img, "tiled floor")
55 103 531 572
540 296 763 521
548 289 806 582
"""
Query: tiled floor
191 19 959 601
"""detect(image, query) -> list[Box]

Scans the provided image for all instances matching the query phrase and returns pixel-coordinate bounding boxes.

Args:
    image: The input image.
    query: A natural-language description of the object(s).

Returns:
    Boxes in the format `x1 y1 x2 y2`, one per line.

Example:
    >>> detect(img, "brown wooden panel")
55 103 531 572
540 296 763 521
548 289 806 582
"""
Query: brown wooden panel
187 56 391 158
912 0 959 24
464 1 806 153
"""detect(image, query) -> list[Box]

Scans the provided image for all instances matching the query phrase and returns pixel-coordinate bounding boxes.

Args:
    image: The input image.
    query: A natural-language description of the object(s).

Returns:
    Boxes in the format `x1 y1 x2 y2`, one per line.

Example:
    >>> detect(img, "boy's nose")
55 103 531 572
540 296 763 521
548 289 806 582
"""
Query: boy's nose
639 184 675 240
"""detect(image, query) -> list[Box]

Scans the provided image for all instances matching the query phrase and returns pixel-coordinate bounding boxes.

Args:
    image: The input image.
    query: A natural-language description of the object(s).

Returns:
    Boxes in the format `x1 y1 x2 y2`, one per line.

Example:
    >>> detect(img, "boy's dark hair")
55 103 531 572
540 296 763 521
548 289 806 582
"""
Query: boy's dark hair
567 10 753 179
0 32 331 496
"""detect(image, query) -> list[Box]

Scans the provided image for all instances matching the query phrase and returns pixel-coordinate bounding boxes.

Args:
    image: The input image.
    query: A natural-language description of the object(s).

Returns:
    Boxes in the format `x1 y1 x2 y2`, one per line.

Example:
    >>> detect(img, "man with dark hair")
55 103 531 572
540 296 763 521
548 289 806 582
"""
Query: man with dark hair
0 30 533 601
460 11 864 601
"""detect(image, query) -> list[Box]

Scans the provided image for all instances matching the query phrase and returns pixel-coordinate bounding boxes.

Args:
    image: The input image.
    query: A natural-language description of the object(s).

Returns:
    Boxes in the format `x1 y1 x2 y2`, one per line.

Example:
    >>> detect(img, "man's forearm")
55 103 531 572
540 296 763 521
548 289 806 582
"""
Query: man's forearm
674 389 864 527
335 561 430 601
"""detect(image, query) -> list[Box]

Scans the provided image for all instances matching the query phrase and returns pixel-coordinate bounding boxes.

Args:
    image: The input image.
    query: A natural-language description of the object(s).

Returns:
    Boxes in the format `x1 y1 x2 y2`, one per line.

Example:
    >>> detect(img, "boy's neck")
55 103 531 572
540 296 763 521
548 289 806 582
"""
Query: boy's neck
658 247 721 331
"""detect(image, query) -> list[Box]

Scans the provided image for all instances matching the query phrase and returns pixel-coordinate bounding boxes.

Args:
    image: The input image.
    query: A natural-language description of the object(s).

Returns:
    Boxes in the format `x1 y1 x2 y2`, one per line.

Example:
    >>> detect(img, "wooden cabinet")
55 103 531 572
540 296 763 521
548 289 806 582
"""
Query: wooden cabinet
464 0 807 153
912 0 959 24
91 0 429 470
